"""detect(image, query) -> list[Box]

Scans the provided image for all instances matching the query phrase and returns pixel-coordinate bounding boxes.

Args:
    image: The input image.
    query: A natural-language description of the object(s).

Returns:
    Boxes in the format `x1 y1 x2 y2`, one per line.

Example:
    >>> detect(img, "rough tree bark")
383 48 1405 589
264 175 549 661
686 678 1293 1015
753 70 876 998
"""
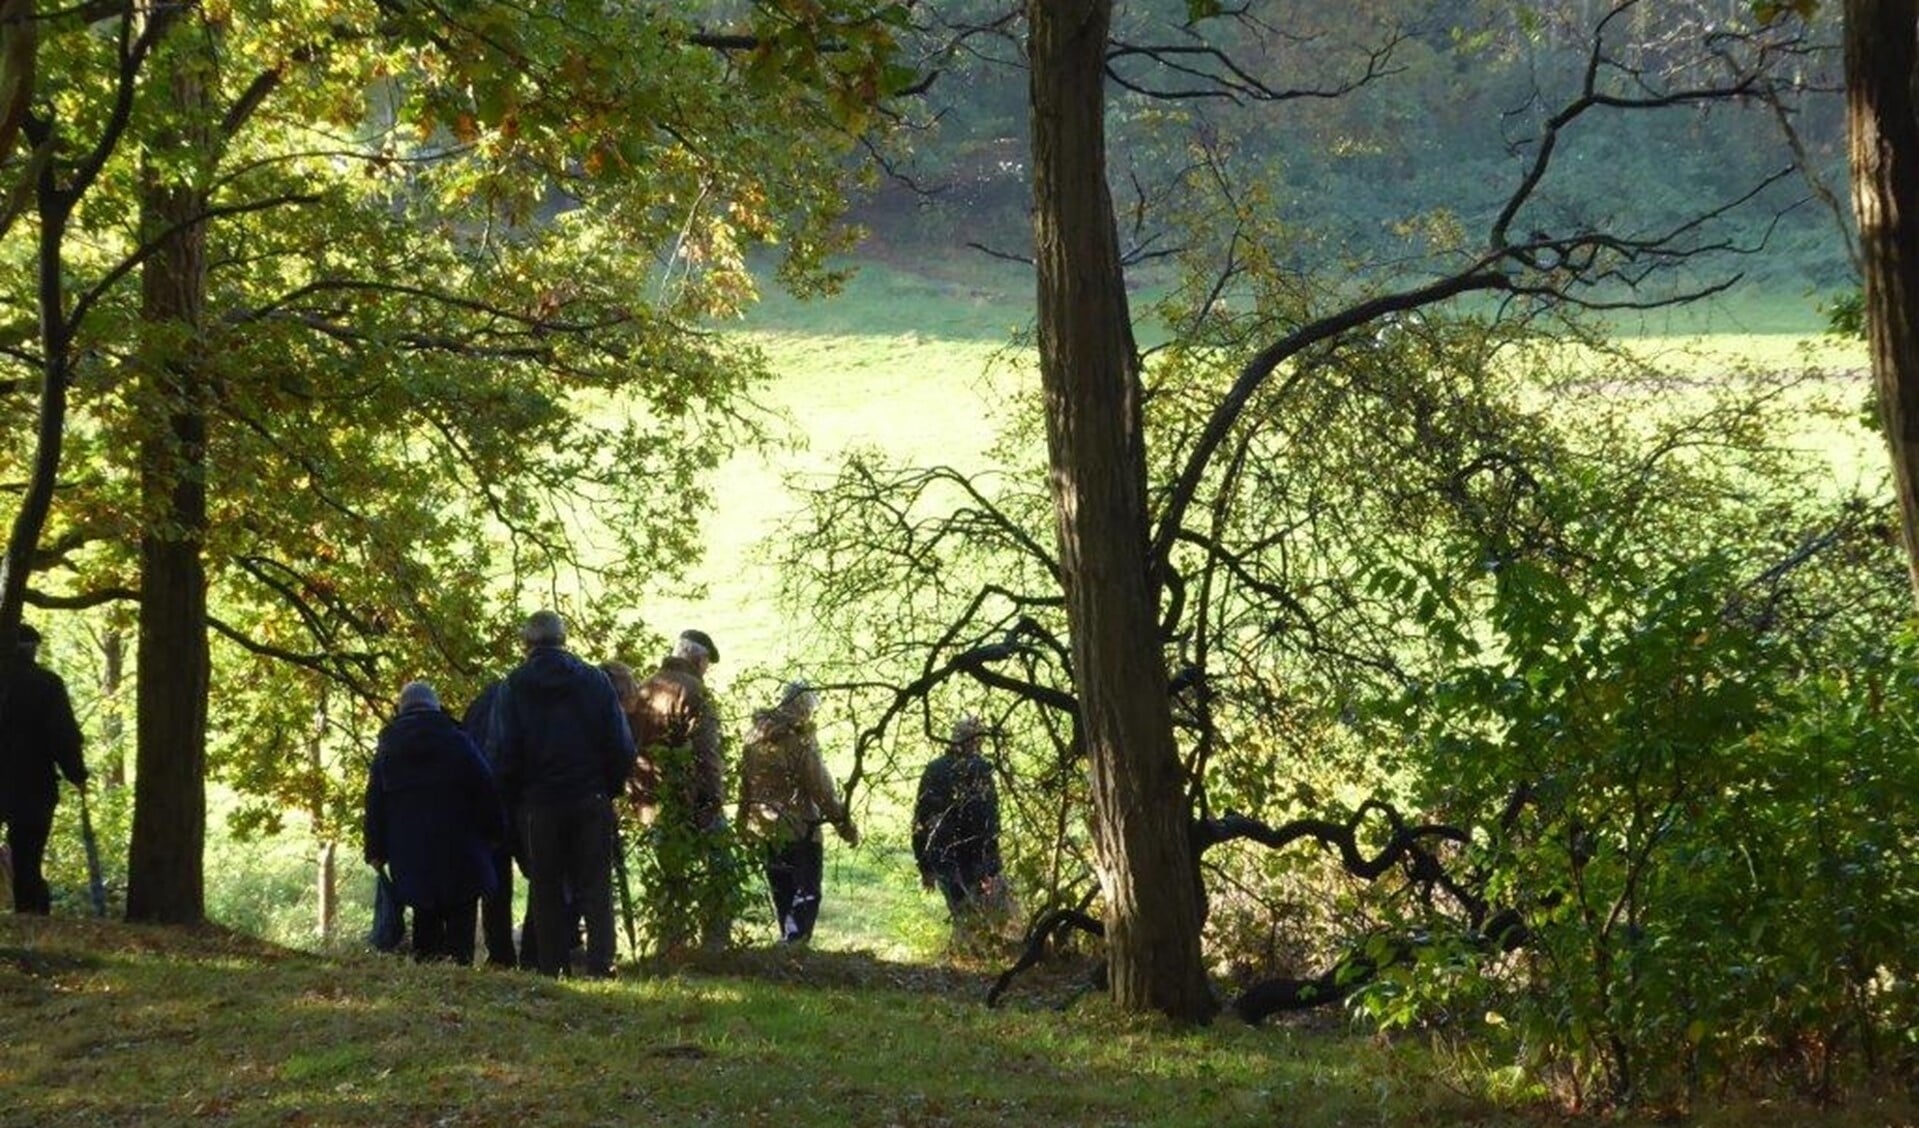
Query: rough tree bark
1846 0 1919 604
1027 0 1216 1021
126 48 210 924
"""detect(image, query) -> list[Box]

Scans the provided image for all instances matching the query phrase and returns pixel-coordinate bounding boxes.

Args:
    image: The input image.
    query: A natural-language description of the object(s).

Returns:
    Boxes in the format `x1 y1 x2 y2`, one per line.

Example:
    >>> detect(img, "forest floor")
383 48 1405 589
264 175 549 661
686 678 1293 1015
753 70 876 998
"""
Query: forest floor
3 916 1913 1128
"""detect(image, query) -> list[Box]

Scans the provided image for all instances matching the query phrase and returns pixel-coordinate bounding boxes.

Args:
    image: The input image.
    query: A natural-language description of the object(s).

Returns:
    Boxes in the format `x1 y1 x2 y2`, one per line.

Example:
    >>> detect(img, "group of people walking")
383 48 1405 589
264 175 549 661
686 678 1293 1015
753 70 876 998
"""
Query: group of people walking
361 610 1009 974
0 614 1009 960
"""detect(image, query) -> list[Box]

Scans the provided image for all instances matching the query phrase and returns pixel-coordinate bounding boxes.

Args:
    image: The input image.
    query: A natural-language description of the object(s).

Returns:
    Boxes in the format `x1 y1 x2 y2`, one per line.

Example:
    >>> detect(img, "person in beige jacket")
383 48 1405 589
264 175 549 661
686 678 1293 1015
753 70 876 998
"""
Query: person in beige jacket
737 681 858 944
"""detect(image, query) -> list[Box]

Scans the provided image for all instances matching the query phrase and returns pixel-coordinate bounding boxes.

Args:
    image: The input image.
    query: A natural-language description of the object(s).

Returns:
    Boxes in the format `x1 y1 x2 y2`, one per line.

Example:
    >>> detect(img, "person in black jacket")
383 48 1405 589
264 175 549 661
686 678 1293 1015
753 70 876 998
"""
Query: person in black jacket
911 714 1004 923
491 610 636 978
0 624 88 914
364 681 503 964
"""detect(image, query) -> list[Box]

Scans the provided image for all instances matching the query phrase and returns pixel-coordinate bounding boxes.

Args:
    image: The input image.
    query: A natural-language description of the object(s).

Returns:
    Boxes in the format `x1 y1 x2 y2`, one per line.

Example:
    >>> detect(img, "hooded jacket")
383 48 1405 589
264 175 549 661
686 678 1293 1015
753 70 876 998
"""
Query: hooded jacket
493 646 637 809
737 704 849 846
363 706 504 909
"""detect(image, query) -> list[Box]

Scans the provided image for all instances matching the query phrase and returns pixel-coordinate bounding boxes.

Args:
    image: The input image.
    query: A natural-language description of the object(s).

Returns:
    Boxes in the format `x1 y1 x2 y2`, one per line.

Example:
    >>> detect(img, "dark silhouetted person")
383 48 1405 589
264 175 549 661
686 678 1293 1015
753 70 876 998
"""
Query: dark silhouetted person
912 714 1004 926
460 677 519 968
363 680 503 963
0 623 88 914
493 611 635 977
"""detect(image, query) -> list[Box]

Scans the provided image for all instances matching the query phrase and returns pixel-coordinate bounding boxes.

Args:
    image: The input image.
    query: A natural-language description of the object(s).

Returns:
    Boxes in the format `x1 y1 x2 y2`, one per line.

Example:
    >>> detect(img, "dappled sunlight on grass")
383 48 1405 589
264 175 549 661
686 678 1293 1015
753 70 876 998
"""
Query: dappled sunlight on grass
3 916 1914 1126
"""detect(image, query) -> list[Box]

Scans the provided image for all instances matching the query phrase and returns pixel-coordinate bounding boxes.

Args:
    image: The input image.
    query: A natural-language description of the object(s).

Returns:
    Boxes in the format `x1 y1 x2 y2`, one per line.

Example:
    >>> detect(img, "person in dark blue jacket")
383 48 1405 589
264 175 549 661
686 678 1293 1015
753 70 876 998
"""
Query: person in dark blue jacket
364 680 503 964
0 624 89 914
459 678 520 968
491 610 636 978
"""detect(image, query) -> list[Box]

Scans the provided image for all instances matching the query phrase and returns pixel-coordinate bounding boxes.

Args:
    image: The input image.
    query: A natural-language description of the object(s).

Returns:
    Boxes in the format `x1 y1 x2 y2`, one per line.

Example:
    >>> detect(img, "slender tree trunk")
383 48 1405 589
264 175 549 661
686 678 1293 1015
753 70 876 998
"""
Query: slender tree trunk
126 49 210 925
0 152 72 670
312 685 335 942
100 627 126 787
1027 0 1215 1022
316 840 337 942
1846 0 1919 605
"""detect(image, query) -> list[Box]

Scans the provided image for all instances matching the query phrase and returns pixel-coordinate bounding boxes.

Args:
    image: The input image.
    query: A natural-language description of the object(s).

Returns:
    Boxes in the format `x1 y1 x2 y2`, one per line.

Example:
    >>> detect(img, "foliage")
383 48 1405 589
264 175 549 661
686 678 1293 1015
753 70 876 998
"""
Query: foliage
1350 420 1915 1106
862 0 1849 297
0 0 914 883
622 788 759 959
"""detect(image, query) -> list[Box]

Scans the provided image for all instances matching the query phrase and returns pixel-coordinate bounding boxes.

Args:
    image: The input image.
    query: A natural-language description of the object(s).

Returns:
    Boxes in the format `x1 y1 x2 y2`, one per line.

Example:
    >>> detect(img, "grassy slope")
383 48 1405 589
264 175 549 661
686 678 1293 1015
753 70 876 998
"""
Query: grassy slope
9 917 1913 1128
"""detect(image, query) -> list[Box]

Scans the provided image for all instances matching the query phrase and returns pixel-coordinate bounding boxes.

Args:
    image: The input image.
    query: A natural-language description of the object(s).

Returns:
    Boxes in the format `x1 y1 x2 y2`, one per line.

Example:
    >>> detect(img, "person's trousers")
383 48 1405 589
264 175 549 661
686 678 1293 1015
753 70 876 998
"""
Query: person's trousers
480 846 516 967
4 802 55 914
516 888 581 972
932 850 998 918
763 837 824 943
520 795 616 978
411 899 479 965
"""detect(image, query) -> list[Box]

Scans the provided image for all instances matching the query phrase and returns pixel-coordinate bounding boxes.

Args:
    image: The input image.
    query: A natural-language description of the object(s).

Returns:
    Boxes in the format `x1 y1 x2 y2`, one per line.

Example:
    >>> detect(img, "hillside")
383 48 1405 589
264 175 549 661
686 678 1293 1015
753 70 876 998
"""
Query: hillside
4 917 1914 1127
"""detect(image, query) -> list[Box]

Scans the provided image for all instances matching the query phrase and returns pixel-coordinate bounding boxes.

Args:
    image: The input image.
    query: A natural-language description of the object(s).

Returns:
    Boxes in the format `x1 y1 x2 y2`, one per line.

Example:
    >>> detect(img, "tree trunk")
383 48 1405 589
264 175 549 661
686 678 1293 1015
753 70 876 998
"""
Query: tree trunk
0 156 73 672
101 627 127 787
1846 0 1919 605
316 839 337 943
312 686 335 943
125 50 210 925
1026 0 1216 1021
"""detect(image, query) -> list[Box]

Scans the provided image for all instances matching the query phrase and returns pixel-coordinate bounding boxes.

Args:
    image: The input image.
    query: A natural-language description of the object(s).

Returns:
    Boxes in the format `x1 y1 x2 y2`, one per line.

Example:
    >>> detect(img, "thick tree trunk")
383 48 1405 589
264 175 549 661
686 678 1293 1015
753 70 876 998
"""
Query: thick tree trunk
125 54 210 925
1846 0 1919 604
1026 0 1215 1021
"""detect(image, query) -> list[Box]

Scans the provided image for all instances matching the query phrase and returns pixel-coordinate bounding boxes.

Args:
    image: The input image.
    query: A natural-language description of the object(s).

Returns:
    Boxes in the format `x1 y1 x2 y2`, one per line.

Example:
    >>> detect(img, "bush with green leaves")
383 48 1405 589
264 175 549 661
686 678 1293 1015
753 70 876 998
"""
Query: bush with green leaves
621 743 758 956
1356 470 1917 1107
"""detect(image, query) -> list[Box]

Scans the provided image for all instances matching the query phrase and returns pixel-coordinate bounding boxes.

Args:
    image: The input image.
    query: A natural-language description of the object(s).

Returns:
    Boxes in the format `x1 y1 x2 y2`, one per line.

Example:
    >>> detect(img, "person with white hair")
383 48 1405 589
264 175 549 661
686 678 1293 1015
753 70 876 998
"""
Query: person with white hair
737 680 859 944
491 610 637 977
363 680 503 963
912 713 1005 926
0 623 88 914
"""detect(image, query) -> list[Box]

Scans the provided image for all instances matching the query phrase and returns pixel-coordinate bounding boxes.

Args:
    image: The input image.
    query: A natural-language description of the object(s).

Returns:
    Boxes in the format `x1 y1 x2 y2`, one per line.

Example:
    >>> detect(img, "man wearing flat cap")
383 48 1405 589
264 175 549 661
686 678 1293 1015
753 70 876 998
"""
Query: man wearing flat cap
632 628 731 949
913 713 1005 928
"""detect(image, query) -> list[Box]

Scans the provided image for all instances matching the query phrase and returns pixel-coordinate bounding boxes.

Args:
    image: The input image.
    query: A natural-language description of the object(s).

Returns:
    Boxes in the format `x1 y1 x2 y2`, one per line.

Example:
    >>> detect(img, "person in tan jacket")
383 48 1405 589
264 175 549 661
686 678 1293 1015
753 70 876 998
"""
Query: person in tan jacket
737 680 858 944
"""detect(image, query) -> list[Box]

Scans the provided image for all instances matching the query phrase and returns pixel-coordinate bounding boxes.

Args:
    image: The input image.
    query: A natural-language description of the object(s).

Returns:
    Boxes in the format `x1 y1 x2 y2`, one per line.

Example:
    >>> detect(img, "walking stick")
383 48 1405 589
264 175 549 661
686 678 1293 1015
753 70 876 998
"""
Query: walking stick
612 823 639 957
77 783 107 918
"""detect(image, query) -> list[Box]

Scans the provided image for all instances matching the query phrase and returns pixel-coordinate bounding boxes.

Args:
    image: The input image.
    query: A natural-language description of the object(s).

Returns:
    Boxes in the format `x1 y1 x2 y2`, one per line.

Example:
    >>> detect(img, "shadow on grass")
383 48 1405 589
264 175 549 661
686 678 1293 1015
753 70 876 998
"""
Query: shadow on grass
651 940 1105 1014
2 913 1430 1128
